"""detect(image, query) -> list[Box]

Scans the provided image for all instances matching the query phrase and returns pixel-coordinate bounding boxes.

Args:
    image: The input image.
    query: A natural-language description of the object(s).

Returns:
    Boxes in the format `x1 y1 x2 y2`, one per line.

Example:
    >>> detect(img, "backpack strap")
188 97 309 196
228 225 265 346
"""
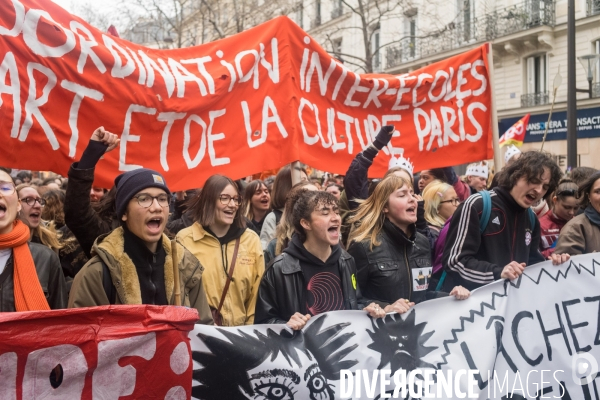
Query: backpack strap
436 191 492 292
528 208 537 231
101 260 117 305
479 190 492 234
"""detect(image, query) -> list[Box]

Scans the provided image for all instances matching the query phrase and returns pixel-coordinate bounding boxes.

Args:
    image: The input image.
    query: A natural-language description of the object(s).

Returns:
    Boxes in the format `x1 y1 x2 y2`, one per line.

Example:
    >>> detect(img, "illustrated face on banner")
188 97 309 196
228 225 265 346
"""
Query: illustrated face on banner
367 311 436 375
192 315 357 400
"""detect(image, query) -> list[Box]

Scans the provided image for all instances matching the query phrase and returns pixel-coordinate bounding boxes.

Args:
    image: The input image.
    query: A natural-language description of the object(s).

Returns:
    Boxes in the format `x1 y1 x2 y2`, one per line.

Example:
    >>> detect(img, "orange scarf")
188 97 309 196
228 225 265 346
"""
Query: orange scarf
0 220 50 311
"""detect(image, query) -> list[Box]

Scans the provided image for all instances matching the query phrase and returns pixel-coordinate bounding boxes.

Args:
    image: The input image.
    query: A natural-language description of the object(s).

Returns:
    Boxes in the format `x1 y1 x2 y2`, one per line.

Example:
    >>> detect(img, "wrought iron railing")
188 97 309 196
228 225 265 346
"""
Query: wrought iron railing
521 92 550 107
331 6 343 19
588 0 600 15
385 0 555 69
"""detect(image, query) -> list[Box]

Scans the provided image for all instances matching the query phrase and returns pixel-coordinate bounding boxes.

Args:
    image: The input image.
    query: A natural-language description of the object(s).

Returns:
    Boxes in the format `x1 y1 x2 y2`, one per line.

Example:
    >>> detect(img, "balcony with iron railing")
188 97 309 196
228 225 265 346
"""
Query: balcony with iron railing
521 92 550 107
385 0 555 69
588 0 600 16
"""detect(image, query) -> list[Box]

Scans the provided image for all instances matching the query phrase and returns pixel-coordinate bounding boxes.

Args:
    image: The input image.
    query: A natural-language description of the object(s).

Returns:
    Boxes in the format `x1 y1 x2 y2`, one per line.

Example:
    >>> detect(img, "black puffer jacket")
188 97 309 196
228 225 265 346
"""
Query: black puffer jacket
0 242 68 311
255 242 371 324
347 219 446 306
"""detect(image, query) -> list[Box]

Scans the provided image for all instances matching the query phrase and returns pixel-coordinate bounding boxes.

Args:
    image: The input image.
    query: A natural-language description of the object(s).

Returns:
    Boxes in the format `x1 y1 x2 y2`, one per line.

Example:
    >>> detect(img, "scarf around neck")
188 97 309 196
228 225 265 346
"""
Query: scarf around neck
585 205 600 228
0 220 50 311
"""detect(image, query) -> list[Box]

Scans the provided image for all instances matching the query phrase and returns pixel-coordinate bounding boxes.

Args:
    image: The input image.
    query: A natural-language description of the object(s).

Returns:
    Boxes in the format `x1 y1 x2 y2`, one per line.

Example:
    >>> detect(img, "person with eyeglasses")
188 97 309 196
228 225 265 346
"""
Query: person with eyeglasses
554 172 600 255
538 179 579 258
0 171 67 312
16 184 64 254
68 169 213 325
346 175 470 314
177 174 264 326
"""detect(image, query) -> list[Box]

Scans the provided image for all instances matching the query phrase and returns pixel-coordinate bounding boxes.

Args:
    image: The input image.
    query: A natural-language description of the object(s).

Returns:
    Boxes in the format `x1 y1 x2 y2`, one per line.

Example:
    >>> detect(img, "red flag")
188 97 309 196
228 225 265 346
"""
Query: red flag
499 114 530 147
106 25 120 37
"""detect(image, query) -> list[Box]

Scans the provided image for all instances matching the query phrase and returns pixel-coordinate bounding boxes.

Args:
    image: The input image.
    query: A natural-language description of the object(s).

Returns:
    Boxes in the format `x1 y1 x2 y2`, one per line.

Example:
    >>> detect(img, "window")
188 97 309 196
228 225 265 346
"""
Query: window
332 0 343 19
522 54 549 107
332 38 343 61
458 0 474 42
371 28 380 71
314 0 322 27
296 2 304 29
404 14 417 59
526 54 547 94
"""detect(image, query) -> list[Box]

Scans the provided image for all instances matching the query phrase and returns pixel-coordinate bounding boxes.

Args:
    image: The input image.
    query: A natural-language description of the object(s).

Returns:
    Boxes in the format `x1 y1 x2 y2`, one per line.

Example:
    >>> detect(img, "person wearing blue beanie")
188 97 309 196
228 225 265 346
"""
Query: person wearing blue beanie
69 167 213 325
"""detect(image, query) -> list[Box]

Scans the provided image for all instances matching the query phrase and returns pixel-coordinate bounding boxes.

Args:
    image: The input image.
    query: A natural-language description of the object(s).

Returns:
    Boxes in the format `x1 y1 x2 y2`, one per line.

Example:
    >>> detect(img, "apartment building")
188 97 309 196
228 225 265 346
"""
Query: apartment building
296 0 600 170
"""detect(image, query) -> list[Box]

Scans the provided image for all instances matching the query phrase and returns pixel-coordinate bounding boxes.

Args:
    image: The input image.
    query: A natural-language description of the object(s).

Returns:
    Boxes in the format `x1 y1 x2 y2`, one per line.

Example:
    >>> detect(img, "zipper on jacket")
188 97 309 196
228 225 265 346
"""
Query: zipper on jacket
511 215 518 260
403 244 412 300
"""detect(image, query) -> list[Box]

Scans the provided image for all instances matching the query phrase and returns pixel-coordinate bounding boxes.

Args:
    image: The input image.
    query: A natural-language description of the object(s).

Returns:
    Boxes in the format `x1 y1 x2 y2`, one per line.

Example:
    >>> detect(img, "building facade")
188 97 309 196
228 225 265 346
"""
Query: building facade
293 0 600 170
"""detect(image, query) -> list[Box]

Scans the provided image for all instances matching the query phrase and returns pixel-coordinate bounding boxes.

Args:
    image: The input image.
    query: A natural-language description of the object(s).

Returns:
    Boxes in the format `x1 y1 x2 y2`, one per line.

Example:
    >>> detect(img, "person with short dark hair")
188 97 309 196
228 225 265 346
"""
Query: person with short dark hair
69 168 213 324
255 190 386 330
177 174 264 326
442 151 570 291
570 166 597 186
325 184 342 200
554 172 600 255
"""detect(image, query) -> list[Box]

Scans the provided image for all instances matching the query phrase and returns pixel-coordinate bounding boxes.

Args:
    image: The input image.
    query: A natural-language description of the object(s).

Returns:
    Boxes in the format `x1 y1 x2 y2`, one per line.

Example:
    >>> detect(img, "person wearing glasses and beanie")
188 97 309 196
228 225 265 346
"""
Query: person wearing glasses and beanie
177 174 264 326
0 170 67 311
68 168 213 325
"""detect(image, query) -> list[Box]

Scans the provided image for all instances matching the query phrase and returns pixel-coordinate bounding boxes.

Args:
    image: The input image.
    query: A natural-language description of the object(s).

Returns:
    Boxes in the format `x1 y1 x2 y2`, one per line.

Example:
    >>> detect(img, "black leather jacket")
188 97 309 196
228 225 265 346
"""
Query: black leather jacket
347 219 446 306
0 242 68 311
255 250 371 324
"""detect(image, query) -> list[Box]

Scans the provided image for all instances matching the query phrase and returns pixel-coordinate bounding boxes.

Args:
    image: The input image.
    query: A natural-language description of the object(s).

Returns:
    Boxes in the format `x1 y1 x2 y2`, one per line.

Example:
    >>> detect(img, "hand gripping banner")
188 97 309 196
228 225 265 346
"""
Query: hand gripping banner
0 0 493 190
190 254 600 399
0 305 198 399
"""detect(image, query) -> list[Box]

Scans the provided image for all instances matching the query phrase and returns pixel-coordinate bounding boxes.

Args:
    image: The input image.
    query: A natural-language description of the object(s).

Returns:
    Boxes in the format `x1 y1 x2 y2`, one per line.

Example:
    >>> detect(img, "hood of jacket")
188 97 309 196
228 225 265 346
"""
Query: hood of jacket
283 234 342 268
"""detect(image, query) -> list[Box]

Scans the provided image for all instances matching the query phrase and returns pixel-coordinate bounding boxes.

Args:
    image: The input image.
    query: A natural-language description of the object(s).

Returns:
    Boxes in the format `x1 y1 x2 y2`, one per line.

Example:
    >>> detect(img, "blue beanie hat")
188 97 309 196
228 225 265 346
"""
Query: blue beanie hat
115 168 171 218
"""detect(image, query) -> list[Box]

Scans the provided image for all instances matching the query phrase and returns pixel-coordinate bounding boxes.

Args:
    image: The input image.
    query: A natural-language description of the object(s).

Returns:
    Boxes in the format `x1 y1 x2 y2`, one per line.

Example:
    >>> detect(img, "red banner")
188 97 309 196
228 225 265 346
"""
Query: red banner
0 0 494 190
0 305 198 399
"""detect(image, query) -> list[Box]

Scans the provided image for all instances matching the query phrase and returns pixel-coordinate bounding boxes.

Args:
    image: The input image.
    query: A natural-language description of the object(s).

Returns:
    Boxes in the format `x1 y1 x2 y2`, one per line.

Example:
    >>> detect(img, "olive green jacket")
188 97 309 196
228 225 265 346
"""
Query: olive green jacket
68 227 213 324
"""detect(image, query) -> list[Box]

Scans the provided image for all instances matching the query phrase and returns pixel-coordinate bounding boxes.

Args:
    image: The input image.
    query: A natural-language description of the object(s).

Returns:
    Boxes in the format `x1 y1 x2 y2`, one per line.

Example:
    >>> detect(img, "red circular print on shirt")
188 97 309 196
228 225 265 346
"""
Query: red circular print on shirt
306 272 344 315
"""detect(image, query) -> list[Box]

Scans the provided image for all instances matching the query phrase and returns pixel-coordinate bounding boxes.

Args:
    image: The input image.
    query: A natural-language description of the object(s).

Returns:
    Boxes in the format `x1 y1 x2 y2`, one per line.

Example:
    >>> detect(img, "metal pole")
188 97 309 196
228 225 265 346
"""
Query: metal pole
486 44 504 172
567 0 577 168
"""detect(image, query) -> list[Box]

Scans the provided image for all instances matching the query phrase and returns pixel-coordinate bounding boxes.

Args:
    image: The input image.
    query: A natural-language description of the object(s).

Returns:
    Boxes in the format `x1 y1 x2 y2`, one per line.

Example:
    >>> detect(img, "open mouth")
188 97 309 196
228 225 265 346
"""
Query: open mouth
327 225 340 236
525 193 537 203
223 209 235 218
29 212 40 220
406 206 416 213
146 217 163 233
0 203 6 218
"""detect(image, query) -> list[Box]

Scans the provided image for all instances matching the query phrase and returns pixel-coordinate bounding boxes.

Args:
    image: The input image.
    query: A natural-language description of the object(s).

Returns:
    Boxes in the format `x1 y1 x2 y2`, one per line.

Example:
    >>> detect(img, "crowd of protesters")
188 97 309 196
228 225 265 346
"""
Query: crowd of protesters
1 125 596 333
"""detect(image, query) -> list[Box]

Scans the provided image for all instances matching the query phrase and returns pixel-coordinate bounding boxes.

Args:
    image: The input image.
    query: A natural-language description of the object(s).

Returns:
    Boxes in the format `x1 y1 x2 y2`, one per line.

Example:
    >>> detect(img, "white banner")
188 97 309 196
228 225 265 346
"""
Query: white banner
190 254 600 399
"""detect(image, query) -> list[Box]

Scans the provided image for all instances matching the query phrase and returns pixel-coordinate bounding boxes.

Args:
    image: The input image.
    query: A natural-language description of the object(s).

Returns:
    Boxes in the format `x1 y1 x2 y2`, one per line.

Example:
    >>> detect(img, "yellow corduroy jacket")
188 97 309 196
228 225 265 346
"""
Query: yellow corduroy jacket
176 223 264 326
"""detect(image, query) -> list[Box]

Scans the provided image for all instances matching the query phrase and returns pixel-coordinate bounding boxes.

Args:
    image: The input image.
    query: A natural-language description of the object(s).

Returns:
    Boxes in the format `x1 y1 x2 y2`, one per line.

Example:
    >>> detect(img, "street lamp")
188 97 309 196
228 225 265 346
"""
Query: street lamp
577 54 600 98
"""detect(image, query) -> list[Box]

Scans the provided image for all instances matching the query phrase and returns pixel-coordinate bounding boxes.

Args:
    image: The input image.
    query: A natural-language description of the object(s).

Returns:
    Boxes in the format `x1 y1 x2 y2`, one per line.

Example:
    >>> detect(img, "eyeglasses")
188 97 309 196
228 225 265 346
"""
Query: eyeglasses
440 198 460 206
219 194 242 206
133 193 171 208
0 182 15 196
20 197 46 207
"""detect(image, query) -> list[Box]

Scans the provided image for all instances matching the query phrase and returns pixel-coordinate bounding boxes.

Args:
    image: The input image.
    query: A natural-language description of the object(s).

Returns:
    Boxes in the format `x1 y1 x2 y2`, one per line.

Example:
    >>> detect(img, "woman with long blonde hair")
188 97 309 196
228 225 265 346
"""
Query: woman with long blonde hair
347 175 469 314
422 180 459 232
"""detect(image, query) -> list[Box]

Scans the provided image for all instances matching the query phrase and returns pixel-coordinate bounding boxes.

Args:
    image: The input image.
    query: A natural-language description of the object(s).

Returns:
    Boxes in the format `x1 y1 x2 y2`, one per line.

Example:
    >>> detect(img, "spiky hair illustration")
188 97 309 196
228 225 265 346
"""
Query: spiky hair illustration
192 314 358 400
367 311 437 374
